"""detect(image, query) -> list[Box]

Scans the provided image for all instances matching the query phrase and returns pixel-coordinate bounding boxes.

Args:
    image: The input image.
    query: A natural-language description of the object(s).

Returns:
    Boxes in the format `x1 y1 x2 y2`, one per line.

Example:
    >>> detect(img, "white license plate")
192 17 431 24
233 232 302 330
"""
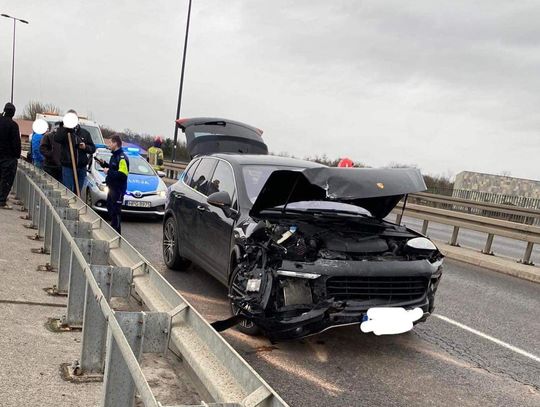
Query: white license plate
125 200 151 208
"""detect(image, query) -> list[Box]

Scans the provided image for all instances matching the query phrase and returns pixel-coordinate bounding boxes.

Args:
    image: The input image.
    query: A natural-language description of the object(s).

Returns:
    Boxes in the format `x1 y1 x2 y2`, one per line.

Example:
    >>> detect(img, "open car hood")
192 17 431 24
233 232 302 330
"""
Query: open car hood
249 167 426 219
176 117 268 158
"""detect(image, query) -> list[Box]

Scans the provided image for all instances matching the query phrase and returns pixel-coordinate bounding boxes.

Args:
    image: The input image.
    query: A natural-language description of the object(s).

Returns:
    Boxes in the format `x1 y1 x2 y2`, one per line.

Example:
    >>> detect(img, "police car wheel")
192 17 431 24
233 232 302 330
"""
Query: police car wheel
163 217 190 270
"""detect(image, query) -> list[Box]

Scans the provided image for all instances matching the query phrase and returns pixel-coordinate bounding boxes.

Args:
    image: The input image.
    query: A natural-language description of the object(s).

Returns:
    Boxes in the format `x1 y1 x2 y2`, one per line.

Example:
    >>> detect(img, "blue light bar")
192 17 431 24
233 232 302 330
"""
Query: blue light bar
126 147 141 155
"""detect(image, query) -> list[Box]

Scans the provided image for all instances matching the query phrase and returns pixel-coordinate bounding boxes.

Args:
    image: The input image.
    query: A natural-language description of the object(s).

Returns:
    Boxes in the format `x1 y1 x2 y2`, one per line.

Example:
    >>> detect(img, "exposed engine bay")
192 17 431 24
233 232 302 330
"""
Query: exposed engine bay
226 216 444 341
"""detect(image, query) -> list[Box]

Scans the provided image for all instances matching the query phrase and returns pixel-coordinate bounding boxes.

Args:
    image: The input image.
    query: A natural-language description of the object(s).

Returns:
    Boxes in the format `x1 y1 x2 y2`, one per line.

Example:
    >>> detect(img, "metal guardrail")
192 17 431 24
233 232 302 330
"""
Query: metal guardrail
409 192 540 226
393 202 539 265
13 160 288 407
163 160 188 180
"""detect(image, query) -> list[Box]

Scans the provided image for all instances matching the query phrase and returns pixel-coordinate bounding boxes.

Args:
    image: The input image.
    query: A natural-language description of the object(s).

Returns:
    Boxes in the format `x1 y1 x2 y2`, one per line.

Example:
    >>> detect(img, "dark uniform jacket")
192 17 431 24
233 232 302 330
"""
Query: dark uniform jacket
54 125 96 168
39 131 62 168
102 148 130 195
0 114 21 159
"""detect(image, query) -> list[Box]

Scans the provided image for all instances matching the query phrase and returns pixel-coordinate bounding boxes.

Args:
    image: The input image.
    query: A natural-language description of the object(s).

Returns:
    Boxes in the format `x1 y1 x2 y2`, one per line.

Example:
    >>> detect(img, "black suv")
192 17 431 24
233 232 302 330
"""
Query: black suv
163 118 444 341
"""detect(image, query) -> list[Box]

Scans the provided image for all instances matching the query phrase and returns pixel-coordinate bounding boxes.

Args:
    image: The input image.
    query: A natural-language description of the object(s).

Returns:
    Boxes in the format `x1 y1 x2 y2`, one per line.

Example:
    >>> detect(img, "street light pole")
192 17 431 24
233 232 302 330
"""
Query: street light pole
172 0 192 162
1 14 29 104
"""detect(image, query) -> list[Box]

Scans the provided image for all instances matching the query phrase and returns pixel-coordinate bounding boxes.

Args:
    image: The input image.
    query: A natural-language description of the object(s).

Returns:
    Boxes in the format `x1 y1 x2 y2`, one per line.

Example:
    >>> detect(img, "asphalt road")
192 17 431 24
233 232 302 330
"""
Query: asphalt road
123 218 540 407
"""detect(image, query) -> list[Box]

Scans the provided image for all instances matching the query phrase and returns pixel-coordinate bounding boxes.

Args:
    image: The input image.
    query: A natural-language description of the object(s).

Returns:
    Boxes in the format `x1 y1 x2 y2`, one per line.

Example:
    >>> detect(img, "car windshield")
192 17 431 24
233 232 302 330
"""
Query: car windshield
95 153 155 176
242 165 302 203
80 125 105 145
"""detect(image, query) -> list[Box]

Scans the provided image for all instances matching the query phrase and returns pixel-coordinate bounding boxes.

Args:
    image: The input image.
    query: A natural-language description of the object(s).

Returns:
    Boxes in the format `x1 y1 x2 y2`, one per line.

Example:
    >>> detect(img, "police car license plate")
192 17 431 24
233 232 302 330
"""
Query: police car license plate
126 200 151 208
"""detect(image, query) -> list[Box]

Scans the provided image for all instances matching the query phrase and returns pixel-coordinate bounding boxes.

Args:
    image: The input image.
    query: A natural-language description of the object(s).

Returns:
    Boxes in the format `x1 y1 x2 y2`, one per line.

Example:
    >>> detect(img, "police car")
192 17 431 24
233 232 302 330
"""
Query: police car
82 147 168 217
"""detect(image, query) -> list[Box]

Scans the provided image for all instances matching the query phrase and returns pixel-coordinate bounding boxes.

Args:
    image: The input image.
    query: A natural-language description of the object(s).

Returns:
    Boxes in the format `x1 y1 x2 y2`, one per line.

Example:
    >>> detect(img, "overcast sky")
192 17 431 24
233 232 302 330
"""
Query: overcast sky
1 1 538 179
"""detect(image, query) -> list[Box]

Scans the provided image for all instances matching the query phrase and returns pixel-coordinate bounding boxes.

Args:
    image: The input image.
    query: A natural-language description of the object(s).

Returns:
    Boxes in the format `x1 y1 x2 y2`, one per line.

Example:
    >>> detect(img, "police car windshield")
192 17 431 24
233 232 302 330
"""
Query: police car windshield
95 153 155 176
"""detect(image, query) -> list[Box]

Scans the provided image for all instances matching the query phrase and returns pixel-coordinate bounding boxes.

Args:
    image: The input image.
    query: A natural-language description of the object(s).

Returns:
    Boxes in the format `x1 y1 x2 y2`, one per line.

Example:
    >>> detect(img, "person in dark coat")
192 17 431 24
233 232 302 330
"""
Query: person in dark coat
0 103 21 209
40 122 63 181
53 110 96 194
96 134 129 234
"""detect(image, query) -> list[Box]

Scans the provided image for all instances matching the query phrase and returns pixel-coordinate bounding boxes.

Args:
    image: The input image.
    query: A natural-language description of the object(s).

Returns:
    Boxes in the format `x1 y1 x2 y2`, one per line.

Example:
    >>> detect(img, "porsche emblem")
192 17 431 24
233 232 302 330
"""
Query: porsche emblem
376 182 385 189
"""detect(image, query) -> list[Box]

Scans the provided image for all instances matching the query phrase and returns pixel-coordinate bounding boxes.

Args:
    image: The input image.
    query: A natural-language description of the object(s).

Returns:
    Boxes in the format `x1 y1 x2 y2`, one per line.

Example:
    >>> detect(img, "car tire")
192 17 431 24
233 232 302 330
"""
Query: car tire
162 216 190 270
228 265 261 336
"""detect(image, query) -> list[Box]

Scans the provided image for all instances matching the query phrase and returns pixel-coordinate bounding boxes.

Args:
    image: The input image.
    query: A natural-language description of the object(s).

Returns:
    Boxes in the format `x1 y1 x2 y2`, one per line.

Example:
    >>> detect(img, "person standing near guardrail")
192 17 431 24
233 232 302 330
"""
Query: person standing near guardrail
54 110 96 194
0 103 21 209
95 134 129 234
147 136 164 171
40 121 63 182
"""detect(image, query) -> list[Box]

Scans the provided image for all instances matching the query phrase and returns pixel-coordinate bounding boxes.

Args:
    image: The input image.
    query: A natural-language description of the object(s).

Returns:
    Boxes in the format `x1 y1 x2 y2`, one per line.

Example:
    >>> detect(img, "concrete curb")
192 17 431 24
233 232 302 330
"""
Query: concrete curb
436 240 540 284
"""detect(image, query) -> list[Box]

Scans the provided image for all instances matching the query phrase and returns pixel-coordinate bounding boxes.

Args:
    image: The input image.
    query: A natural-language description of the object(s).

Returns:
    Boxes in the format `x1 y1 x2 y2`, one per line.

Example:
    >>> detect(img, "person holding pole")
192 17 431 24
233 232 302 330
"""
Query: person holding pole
54 110 95 195
95 134 129 234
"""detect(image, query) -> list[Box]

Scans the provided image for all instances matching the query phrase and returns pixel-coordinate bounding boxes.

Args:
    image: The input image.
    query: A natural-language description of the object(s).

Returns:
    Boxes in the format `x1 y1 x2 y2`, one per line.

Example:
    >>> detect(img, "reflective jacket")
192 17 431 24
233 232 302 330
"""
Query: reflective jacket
147 146 164 171
103 148 130 194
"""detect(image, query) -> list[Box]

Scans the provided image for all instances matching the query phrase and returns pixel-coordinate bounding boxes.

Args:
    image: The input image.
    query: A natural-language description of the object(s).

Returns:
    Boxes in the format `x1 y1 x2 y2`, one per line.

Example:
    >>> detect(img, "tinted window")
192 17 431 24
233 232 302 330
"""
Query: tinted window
182 160 200 184
190 158 216 196
210 161 236 199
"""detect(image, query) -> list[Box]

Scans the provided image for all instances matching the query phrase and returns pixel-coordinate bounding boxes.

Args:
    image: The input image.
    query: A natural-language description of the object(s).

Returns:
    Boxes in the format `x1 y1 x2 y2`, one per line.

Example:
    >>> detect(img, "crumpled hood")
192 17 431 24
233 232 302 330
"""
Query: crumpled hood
249 167 426 219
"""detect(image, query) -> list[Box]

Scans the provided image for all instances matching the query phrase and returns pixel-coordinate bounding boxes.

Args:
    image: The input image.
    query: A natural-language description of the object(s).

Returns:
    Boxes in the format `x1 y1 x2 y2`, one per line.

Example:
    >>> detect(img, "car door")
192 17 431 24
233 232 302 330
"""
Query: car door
197 159 238 282
171 159 200 259
184 158 218 263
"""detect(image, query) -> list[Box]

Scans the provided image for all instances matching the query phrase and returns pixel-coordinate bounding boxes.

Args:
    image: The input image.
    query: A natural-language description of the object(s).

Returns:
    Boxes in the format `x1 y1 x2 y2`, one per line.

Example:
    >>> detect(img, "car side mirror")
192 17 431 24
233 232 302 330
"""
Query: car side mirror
207 191 238 219
157 170 166 178
208 191 232 207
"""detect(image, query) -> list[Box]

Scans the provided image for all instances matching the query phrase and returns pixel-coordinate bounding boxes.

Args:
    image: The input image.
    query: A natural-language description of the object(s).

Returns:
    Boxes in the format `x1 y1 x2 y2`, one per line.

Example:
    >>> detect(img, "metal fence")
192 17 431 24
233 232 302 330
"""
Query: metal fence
13 160 288 407
428 187 540 210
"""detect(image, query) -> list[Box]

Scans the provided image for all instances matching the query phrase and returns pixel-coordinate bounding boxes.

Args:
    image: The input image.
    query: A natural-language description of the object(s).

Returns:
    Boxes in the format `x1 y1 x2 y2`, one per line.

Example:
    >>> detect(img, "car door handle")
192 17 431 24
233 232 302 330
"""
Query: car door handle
197 205 208 212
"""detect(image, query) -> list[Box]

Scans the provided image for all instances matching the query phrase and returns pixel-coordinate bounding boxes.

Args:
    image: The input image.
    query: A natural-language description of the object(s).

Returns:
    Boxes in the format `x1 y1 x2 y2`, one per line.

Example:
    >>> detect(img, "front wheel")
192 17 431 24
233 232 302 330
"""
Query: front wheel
228 266 261 336
162 216 190 270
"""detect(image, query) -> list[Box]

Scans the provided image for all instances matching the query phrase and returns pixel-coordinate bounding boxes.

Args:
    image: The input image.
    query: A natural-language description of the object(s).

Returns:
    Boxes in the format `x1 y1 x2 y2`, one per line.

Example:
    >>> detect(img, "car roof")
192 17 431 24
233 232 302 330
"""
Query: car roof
208 153 326 168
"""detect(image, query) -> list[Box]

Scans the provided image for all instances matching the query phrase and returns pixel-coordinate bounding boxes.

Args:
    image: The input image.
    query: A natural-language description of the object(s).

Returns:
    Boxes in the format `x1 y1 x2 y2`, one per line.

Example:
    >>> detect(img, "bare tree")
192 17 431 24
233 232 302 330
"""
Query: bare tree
19 101 61 120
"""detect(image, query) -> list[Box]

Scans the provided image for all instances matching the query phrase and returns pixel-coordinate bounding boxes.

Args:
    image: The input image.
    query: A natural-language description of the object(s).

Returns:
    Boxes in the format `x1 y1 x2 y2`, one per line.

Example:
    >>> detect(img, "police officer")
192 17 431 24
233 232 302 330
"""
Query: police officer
96 134 129 234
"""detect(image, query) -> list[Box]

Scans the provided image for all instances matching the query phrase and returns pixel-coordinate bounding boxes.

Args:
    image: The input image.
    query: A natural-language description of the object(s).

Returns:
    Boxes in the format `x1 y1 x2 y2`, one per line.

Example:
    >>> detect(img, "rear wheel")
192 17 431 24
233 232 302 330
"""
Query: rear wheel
162 216 190 270
229 265 261 336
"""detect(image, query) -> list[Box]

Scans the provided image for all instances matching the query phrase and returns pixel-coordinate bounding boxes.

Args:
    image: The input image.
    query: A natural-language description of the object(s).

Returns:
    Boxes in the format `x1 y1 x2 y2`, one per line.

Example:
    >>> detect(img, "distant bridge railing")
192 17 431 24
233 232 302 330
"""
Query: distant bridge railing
393 202 540 268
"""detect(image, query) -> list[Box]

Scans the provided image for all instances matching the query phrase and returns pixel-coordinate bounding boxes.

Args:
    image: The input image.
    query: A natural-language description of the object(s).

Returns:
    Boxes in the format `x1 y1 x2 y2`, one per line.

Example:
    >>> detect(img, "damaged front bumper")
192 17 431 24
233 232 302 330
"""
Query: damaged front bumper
233 258 443 341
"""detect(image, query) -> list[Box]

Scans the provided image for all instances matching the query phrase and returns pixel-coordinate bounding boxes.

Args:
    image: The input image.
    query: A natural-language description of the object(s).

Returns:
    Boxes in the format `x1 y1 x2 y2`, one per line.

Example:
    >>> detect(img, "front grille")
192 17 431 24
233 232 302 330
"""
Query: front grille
326 276 428 303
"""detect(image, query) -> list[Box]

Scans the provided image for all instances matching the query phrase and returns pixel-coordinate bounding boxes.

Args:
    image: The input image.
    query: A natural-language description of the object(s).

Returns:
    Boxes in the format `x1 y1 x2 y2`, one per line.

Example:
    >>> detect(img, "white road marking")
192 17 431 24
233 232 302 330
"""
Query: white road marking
434 314 540 364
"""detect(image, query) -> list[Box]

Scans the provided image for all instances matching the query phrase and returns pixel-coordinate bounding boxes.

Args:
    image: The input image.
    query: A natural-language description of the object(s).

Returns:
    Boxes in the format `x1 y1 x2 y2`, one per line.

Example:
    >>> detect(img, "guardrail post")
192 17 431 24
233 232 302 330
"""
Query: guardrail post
102 311 169 407
54 219 91 295
80 265 132 375
482 233 494 255
64 239 110 328
521 242 534 266
449 226 460 246
48 198 70 271
421 220 429 235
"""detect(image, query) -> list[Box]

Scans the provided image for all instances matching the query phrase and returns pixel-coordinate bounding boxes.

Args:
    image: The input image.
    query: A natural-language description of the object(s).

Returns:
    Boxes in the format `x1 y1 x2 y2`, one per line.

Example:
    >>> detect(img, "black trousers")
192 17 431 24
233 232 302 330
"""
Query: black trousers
107 189 124 234
43 165 62 182
0 158 17 204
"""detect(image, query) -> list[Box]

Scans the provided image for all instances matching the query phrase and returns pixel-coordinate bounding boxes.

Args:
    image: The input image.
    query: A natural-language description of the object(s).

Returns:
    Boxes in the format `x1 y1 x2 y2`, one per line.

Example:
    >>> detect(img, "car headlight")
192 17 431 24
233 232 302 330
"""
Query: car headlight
97 183 109 194
158 190 167 198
